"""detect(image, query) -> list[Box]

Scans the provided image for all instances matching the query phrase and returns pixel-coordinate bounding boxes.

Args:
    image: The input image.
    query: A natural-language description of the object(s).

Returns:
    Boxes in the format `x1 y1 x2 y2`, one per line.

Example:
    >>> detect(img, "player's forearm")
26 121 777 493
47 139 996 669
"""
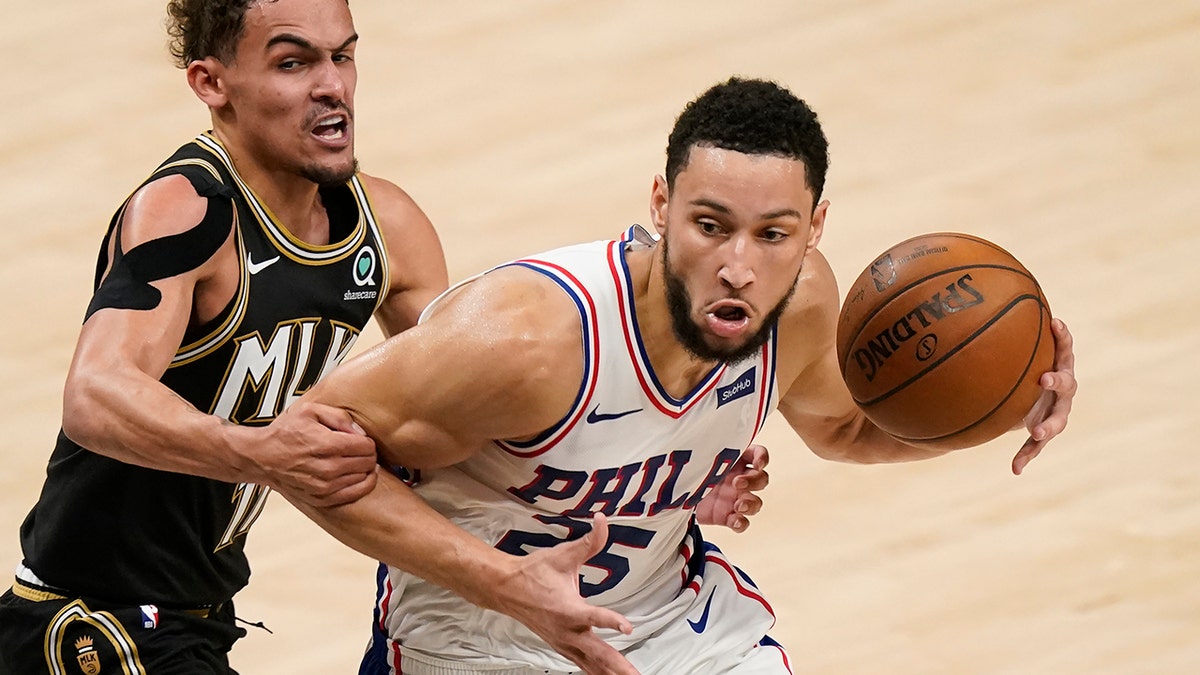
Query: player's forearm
791 407 949 464
292 470 514 611
61 368 249 482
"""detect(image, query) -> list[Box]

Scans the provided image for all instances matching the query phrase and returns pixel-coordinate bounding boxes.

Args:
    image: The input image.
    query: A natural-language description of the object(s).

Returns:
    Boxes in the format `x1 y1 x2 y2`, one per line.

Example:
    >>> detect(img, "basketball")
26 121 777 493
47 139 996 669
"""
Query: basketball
836 232 1055 450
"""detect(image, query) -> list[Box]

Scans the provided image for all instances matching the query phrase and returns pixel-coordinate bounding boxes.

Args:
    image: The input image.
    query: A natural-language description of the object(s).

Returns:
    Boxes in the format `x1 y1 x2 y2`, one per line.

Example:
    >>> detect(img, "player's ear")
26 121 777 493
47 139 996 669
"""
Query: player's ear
187 58 229 108
806 199 829 255
649 175 670 236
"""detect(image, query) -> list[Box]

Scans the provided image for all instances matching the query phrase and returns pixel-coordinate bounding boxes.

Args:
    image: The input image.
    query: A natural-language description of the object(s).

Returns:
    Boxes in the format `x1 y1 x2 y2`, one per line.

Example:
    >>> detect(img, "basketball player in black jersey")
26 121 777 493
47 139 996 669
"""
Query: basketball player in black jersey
0 2 767 673
0 0 443 671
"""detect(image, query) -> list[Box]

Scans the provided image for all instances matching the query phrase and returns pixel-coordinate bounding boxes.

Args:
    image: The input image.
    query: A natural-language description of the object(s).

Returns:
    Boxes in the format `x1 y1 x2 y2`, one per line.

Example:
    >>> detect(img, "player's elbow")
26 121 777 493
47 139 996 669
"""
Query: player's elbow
60 370 109 448
807 432 872 464
796 410 889 464
793 417 853 463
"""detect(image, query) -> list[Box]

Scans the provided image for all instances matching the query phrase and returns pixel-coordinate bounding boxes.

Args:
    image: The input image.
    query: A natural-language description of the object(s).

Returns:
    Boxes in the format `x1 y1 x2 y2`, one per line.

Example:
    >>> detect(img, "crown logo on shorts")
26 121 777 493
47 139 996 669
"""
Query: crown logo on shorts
75 634 101 673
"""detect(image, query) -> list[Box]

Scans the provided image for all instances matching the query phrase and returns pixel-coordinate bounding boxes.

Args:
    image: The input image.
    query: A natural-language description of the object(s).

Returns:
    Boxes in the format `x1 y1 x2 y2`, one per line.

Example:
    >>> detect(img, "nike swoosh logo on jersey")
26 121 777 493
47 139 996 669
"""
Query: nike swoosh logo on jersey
585 406 643 423
247 253 281 275
687 589 716 633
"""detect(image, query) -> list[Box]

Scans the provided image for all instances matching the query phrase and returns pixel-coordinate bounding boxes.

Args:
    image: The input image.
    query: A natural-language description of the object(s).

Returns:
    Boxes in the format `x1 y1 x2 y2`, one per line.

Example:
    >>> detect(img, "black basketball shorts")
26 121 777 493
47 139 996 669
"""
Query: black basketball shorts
0 580 246 674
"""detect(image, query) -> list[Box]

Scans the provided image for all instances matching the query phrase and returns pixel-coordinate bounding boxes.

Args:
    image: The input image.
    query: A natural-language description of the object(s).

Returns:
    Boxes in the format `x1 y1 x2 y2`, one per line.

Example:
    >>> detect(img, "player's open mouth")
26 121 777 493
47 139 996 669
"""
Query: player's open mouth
312 115 349 142
705 304 750 338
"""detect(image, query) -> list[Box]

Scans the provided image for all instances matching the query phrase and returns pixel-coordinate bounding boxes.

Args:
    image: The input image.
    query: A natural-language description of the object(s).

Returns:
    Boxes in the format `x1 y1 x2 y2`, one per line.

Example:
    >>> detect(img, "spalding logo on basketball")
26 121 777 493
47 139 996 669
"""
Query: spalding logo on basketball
836 232 1054 450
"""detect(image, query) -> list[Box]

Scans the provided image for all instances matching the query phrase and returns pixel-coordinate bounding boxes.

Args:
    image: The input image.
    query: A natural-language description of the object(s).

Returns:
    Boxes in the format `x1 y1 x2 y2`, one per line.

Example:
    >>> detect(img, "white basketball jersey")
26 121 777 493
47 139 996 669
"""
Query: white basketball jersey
379 226 780 672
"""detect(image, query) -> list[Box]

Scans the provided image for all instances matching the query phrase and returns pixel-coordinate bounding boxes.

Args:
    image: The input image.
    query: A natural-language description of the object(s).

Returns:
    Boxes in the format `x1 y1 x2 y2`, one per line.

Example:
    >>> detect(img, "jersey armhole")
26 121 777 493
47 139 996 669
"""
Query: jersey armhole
492 260 600 458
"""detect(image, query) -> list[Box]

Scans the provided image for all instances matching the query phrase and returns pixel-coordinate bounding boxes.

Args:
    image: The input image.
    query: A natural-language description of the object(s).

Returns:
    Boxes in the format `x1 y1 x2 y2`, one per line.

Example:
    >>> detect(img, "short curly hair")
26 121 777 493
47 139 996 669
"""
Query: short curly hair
665 77 830 204
165 0 260 67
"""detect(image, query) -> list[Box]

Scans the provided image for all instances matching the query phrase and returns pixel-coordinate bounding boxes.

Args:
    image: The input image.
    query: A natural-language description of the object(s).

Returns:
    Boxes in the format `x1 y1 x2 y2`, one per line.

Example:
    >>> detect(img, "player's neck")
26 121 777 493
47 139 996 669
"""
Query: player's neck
212 132 332 246
627 247 723 398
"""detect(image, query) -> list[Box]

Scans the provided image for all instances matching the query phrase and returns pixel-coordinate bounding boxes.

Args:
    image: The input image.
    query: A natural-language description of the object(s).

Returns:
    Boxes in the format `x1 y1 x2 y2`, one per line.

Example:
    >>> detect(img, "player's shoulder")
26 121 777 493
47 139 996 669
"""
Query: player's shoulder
425 264 583 355
784 247 840 323
354 172 406 199
355 172 440 242
123 173 220 241
354 173 427 223
773 247 841 377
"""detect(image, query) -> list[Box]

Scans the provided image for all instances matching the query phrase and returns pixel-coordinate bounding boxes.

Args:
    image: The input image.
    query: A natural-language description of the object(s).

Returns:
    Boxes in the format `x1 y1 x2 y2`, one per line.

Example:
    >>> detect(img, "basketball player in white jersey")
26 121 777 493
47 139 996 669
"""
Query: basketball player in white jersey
294 77 1077 674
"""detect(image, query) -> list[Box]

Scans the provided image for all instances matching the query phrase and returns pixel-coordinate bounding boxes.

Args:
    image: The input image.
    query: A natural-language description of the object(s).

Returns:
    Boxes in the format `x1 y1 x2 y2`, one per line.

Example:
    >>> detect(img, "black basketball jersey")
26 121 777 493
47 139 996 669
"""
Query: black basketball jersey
18 133 389 606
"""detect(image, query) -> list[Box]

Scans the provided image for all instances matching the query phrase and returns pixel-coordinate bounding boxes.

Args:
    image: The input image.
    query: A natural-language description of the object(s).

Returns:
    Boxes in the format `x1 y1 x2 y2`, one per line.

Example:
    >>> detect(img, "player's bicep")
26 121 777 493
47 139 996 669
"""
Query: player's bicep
72 278 198 384
310 269 583 469
777 347 861 443
308 330 526 470
87 176 231 319
75 176 233 380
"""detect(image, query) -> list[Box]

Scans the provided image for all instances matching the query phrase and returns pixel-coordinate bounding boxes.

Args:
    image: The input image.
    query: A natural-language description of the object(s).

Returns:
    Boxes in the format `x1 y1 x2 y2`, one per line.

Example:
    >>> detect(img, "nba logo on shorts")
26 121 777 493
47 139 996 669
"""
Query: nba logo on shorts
140 604 159 629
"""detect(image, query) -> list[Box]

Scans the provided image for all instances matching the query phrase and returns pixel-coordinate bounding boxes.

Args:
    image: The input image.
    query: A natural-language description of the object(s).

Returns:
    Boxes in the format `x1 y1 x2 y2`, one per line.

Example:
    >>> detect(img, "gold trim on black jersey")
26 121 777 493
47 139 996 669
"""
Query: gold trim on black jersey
194 133 367 264
349 175 392 315
163 158 252 367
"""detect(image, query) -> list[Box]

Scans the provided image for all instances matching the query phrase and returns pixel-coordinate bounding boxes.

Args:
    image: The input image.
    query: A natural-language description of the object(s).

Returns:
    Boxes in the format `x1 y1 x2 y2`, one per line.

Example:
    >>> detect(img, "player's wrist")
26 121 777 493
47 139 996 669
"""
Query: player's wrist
217 422 273 486
450 545 524 612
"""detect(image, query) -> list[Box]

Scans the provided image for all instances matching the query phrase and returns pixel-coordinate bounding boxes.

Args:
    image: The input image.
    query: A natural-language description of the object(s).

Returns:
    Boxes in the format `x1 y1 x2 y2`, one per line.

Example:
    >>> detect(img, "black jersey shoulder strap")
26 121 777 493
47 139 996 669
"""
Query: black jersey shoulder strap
84 149 236 321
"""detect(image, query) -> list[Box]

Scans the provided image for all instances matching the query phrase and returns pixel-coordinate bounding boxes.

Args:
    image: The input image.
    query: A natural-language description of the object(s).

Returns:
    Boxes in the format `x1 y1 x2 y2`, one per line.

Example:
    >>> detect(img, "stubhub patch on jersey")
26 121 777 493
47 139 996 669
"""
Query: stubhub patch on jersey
716 367 756 408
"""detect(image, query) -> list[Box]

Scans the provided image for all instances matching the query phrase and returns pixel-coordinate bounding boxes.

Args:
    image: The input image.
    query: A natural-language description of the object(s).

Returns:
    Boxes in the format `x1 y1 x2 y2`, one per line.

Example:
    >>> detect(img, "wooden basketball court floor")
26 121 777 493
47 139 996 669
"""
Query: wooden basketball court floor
2 1 1197 672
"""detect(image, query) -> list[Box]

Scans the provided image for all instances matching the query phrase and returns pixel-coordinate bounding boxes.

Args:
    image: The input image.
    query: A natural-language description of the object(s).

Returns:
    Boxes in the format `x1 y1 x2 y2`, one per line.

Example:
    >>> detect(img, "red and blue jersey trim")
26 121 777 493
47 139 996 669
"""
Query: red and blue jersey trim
493 259 600 458
751 330 778 440
608 239 727 418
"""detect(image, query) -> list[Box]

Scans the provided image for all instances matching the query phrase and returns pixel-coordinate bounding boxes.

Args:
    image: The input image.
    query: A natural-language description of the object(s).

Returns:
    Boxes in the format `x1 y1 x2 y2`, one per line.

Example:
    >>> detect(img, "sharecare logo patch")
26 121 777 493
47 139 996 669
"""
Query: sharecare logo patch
716 367 756 408
353 247 377 287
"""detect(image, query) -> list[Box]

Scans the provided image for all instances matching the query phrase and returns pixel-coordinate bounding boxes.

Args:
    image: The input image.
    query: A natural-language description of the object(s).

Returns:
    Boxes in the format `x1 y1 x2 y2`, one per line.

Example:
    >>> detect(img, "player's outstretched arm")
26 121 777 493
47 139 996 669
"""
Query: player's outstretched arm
1010 318 1077 475
61 176 377 506
774 251 949 463
288 476 639 675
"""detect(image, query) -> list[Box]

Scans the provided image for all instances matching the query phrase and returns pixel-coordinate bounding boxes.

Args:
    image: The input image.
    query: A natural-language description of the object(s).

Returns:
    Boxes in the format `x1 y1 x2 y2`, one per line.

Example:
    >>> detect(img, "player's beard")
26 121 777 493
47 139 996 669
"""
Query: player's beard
662 239 797 365
303 157 359 187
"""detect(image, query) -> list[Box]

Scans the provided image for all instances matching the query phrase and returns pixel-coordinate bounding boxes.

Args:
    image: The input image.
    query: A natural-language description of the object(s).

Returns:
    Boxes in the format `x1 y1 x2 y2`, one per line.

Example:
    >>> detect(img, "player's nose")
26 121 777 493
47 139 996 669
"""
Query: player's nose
717 237 756 289
312 60 348 101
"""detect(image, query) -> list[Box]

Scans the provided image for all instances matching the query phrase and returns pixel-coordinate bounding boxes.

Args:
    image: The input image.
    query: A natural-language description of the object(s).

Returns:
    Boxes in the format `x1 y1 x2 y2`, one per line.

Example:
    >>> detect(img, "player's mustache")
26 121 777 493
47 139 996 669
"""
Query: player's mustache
303 102 354 128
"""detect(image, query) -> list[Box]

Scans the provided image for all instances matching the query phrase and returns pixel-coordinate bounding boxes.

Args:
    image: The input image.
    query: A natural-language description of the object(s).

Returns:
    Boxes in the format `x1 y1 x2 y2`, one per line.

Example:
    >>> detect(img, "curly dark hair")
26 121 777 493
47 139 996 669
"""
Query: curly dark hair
165 0 261 67
665 77 830 204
